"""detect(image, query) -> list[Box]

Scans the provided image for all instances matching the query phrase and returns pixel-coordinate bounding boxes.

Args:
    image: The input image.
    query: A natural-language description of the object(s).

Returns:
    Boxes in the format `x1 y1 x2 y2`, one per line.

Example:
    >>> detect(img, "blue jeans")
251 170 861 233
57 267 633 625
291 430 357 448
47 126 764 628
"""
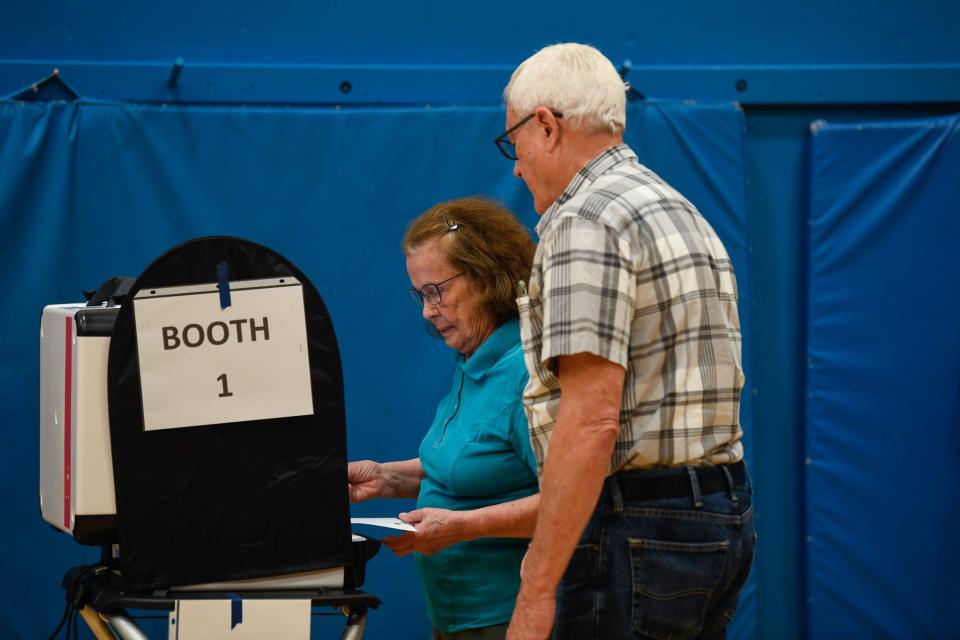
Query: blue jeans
553 466 755 640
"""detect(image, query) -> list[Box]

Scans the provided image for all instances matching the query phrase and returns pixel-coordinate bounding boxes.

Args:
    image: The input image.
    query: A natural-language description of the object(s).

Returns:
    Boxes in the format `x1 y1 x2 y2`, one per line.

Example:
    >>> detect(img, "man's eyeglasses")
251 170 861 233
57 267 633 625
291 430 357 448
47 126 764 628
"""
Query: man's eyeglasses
409 273 462 307
494 110 563 160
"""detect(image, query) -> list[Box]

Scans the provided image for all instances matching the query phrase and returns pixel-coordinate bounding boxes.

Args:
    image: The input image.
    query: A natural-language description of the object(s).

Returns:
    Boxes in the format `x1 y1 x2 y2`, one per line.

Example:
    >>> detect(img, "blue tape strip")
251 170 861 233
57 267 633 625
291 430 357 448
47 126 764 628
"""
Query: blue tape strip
230 593 242 630
217 262 231 310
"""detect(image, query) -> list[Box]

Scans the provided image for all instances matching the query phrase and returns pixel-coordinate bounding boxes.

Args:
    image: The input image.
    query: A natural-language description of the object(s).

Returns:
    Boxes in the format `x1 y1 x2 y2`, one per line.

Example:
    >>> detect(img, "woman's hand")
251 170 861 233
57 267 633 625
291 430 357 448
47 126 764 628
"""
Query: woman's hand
347 460 386 503
348 458 425 502
382 508 467 556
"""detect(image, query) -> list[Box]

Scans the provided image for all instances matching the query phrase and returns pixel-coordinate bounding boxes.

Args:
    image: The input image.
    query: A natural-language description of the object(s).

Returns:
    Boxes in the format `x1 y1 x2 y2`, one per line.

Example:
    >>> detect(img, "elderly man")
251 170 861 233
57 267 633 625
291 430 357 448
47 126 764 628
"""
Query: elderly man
497 43 755 640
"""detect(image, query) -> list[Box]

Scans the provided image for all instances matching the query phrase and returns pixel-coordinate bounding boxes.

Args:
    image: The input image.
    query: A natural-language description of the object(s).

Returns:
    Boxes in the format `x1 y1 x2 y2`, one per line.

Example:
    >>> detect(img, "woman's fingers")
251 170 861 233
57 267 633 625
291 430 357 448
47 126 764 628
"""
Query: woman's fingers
383 532 416 556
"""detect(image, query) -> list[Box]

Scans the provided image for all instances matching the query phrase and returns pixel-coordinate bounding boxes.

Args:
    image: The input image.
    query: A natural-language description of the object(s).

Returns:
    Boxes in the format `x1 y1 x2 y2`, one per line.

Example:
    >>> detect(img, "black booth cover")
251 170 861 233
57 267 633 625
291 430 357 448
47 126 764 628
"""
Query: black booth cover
107 237 352 591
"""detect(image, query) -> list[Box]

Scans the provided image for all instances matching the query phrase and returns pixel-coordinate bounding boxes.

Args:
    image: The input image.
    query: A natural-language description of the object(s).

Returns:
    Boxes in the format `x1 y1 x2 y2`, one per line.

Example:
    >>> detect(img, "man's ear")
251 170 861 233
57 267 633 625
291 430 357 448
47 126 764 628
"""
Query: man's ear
534 106 562 152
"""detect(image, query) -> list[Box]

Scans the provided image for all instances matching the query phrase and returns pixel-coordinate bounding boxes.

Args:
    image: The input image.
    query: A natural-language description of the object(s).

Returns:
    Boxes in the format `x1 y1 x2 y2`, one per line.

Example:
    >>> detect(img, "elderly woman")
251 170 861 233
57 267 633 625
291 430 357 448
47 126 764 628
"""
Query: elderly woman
348 196 539 640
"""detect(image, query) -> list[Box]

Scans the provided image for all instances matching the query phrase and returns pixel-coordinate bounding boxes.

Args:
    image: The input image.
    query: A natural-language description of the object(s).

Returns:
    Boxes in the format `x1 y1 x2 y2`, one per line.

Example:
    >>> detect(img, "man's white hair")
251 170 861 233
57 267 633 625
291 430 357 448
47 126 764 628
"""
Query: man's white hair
503 43 627 135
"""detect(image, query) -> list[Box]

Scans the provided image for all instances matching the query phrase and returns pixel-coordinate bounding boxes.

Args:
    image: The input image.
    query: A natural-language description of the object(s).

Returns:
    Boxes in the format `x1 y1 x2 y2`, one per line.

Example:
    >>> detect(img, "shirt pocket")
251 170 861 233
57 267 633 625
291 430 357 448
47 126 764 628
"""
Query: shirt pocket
516 294 545 373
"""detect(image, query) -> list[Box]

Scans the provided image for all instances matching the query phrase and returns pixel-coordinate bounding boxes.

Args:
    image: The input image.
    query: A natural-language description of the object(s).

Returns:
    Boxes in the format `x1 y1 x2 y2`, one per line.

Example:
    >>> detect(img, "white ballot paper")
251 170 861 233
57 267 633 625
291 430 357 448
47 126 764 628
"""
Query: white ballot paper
350 517 416 532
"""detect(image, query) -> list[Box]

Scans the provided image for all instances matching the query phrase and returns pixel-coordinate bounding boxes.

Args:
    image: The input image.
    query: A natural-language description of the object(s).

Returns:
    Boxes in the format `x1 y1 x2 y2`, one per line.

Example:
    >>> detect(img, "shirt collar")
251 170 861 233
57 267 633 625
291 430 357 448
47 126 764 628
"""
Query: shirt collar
536 143 637 236
457 318 520 380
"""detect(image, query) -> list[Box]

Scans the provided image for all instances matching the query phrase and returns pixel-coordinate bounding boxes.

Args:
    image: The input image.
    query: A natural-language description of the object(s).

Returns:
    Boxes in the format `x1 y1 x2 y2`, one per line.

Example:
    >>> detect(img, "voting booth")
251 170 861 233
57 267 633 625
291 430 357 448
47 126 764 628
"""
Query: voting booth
39 237 379 639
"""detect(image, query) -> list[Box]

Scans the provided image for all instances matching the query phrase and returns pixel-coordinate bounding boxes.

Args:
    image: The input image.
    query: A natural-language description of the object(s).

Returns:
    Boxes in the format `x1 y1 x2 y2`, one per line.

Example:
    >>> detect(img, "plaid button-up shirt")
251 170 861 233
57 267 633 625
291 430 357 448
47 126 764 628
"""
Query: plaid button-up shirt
518 143 744 474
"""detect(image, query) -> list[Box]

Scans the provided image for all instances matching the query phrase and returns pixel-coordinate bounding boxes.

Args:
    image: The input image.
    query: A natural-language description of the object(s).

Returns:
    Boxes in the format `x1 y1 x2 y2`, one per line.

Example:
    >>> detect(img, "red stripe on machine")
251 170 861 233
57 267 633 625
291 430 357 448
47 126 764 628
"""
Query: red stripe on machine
64 317 72 529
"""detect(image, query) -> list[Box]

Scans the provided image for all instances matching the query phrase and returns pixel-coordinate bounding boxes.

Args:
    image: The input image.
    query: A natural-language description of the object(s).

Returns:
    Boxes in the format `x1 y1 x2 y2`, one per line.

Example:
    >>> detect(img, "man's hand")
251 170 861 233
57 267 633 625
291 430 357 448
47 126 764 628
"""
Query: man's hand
347 460 386 503
506 586 556 640
382 508 466 556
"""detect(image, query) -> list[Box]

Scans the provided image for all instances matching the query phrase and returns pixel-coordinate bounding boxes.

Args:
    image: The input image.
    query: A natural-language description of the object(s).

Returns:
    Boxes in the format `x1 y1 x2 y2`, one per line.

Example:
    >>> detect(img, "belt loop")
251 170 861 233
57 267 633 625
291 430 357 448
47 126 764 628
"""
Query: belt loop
720 465 738 503
685 466 704 508
607 474 624 513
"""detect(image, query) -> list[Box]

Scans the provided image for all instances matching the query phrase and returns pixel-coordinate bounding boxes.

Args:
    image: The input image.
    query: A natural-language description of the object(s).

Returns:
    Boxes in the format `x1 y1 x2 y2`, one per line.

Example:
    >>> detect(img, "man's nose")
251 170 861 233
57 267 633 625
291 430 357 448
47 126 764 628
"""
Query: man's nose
513 160 522 179
421 302 438 320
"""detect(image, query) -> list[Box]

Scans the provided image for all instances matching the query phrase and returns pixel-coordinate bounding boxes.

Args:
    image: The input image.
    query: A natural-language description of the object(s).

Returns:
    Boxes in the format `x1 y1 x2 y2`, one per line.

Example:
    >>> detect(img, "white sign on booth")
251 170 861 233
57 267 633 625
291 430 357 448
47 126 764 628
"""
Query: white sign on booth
133 277 313 431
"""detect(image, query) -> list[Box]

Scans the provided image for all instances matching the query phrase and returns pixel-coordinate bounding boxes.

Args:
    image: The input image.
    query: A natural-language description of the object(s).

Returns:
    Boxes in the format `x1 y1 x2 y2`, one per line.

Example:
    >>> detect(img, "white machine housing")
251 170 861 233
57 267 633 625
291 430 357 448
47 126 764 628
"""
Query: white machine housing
39 303 117 540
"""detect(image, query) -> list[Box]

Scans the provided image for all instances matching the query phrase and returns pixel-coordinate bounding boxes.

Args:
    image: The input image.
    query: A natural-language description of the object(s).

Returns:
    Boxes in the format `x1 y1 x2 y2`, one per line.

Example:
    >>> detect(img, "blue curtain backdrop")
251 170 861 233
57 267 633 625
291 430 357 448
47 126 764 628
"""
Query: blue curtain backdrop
804 113 960 638
0 99 754 638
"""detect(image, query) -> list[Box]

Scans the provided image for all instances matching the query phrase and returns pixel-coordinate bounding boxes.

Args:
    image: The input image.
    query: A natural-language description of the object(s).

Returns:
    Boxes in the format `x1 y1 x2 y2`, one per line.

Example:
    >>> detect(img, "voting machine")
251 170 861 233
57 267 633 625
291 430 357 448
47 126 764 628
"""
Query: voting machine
39 237 380 639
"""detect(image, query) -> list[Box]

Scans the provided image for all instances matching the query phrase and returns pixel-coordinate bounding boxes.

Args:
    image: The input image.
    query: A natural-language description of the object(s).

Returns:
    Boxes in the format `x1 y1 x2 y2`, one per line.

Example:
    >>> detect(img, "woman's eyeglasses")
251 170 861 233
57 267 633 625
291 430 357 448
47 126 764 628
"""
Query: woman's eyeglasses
409 273 462 307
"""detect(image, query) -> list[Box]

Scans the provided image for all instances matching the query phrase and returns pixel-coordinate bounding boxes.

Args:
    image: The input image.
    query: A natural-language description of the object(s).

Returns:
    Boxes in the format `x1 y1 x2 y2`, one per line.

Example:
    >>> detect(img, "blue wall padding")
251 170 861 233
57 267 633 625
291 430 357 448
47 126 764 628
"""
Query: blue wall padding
804 113 960 638
0 100 754 638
